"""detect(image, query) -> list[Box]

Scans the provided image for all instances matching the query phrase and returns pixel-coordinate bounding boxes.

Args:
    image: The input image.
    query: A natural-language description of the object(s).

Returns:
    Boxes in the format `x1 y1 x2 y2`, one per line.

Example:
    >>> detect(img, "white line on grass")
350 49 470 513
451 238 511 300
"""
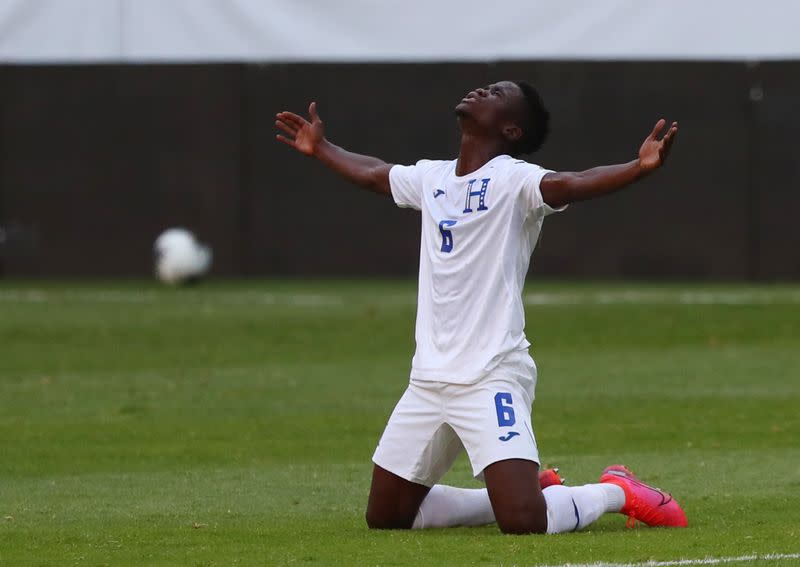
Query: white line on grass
538 552 800 567
0 290 156 303
523 290 800 306
0 290 342 306
2 288 800 307
0 290 50 302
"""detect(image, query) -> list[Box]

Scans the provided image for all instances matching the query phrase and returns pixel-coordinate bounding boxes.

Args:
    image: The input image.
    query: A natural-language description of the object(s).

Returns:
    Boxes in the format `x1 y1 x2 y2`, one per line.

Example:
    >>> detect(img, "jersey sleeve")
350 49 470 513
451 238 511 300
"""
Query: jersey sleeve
514 162 566 219
389 159 434 210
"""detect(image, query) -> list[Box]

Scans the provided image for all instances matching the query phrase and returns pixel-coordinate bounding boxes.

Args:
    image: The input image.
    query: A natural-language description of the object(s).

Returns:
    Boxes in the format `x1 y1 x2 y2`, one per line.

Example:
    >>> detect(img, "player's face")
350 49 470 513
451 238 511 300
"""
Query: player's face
455 80 525 137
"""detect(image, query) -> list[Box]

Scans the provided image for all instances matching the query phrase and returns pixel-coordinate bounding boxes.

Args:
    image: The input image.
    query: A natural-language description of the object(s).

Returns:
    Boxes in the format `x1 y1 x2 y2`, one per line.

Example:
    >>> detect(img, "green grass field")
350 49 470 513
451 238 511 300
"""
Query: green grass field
1 281 799 566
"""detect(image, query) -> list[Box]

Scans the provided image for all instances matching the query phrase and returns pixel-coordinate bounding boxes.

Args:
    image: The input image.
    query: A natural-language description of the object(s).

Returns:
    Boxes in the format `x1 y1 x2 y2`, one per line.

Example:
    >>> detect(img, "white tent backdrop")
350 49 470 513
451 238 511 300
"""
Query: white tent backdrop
0 0 798 62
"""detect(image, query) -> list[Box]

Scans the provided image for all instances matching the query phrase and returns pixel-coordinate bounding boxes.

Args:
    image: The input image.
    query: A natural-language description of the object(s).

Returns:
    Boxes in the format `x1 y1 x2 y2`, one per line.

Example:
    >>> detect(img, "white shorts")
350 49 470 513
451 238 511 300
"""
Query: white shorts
372 350 539 487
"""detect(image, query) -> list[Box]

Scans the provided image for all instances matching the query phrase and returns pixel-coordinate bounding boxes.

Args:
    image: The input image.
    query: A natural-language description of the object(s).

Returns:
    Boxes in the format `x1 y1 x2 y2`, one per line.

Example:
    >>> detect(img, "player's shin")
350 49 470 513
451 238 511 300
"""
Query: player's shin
411 485 495 529
542 484 624 534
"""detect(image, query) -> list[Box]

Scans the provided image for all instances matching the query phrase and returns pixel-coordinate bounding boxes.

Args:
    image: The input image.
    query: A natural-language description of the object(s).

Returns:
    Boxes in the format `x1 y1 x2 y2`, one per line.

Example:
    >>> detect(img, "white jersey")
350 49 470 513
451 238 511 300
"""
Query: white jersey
389 154 564 384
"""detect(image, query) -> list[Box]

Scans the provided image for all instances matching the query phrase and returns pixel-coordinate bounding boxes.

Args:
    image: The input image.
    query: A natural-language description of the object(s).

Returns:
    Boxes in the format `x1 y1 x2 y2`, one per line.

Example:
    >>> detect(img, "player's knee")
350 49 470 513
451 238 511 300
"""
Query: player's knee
364 507 381 529
497 514 547 535
495 503 548 535
365 508 413 530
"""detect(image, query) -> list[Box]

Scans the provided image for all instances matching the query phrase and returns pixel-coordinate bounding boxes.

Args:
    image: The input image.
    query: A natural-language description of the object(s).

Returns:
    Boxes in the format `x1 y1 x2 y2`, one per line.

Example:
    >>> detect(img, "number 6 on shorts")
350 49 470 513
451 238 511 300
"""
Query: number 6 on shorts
494 392 516 427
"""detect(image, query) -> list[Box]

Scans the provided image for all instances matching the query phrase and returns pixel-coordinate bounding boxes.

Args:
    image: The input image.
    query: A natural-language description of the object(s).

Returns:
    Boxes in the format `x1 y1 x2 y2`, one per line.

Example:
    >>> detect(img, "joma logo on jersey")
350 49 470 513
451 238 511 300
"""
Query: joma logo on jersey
463 178 490 213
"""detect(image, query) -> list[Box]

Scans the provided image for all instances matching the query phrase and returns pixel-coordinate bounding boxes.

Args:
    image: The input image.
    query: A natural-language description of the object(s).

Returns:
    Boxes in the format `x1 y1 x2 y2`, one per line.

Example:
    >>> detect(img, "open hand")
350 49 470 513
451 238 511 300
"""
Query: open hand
275 102 325 156
638 119 678 172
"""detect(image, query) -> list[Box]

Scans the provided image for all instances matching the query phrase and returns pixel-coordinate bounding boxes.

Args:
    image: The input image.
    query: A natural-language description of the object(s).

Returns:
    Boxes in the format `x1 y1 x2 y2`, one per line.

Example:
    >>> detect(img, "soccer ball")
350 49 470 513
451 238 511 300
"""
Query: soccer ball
153 228 212 285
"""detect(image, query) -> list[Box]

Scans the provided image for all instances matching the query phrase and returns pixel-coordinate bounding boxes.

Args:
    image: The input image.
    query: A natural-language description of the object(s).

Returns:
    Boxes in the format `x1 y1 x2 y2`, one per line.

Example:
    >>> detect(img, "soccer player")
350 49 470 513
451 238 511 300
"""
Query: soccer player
275 80 686 534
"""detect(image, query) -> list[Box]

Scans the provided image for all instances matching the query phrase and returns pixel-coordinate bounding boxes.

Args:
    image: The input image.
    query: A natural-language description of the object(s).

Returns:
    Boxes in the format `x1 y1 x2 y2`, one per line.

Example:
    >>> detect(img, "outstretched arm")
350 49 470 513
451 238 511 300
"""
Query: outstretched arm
276 103 392 196
540 119 678 208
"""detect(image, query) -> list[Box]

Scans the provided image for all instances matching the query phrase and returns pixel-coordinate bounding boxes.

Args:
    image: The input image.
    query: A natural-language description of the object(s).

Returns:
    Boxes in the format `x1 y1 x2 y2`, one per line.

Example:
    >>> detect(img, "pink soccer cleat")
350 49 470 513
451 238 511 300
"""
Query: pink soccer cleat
599 465 688 528
538 467 565 489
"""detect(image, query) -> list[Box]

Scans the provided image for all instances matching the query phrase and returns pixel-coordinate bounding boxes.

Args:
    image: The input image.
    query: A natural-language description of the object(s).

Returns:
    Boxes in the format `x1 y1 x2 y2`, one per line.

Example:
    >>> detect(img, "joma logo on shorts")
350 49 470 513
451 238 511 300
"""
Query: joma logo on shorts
498 431 520 442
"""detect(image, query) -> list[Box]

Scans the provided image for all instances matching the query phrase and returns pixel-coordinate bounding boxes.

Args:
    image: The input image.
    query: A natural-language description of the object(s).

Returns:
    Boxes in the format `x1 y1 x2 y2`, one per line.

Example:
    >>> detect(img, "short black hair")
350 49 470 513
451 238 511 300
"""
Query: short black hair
512 81 550 156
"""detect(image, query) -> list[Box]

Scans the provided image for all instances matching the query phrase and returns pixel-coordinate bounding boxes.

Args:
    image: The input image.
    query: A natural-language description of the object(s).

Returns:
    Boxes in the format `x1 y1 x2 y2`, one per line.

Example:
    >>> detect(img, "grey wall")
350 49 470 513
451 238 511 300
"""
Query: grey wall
0 62 798 279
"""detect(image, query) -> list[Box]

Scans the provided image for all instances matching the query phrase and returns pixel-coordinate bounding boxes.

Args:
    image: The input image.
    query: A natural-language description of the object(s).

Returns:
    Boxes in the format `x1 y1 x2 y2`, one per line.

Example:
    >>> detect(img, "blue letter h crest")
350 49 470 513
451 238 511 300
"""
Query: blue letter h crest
463 178 490 213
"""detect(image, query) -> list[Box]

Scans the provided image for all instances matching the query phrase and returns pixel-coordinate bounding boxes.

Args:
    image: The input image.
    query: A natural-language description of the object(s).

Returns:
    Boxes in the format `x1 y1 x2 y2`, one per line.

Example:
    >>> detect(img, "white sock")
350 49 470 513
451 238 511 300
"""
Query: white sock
543 483 625 534
412 485 495 529
411 483 624 531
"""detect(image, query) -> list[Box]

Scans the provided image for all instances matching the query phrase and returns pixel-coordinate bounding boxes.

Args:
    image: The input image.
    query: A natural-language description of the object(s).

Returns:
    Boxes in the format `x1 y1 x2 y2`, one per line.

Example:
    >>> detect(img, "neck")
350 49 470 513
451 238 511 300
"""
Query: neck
455 131 508 176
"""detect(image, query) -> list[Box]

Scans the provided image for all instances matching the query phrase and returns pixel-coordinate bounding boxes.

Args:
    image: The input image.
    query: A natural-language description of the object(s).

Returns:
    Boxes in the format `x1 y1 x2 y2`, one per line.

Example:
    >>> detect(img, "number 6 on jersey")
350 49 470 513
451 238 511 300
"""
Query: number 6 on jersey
438 220 457 253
